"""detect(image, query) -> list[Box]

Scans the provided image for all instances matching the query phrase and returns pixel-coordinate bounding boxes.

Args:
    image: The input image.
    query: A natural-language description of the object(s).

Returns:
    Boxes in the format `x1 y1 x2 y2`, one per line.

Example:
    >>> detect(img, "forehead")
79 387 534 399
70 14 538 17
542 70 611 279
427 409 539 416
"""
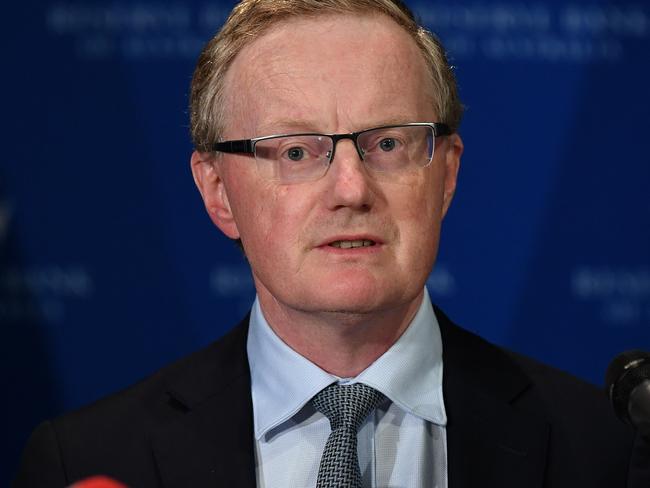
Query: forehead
222 13 434 136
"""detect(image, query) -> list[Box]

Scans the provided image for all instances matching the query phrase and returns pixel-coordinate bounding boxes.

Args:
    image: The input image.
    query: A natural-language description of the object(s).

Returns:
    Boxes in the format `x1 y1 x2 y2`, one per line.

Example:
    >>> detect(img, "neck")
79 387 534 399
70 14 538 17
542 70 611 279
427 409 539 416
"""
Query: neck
256 289 424 377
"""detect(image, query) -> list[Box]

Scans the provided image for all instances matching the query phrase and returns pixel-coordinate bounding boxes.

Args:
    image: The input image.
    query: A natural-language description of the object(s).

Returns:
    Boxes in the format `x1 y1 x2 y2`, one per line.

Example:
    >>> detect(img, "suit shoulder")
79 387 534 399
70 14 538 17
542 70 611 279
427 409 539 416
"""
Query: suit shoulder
435 306 643 485
503 348 603 401
435 304 614 415
15 318 251 486
435 305 633 441
55 316 250 429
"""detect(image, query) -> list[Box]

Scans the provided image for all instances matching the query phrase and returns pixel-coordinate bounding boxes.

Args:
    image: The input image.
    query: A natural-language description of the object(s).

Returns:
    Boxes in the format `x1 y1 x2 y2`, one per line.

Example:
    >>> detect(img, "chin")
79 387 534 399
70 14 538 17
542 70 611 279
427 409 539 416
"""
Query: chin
301 280 408 315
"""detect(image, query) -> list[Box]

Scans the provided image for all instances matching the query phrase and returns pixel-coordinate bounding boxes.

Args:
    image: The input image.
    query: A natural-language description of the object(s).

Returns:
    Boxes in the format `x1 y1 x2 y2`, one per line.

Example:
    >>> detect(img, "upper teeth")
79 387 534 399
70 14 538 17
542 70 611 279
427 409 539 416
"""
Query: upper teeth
330 240 375 248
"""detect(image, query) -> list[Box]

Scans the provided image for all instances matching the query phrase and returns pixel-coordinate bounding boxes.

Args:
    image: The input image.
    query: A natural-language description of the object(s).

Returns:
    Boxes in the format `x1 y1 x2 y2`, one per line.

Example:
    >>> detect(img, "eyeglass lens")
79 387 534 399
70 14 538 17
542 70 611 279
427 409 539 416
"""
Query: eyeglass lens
253 125 435 183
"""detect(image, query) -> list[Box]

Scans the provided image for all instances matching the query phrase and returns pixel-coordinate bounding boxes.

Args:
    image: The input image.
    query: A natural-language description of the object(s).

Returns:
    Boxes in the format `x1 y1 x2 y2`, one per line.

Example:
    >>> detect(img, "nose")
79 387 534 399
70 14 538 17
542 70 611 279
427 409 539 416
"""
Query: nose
323 139 375 211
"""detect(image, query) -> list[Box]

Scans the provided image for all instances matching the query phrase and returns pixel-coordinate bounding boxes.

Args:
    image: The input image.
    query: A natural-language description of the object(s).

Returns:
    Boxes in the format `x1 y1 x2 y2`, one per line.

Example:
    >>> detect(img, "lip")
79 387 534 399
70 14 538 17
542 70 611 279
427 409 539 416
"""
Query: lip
316 234 384 252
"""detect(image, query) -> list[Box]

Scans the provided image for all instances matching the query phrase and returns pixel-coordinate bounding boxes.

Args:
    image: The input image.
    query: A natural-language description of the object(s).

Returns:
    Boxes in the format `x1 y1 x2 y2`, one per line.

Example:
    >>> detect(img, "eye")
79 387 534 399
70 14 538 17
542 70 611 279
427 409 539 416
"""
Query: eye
379 138 397 152
286 147 305 161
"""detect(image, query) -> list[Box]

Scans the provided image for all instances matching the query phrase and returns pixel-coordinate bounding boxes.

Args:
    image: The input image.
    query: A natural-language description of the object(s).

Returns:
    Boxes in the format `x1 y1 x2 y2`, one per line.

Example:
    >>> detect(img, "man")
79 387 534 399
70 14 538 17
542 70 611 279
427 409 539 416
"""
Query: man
14 0 649 487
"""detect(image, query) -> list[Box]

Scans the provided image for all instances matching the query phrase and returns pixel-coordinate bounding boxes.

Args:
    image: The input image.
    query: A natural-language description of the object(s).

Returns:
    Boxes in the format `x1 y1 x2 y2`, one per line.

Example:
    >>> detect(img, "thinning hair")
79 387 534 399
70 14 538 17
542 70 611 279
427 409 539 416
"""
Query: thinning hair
189 0 463 152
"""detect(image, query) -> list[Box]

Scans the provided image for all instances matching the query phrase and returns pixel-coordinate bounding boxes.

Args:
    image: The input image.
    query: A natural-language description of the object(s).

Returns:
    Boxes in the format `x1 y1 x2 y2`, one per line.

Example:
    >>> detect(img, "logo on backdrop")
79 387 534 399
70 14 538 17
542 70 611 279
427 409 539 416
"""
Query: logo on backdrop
0 199 95 324
572 266 650 325
44 3 649 63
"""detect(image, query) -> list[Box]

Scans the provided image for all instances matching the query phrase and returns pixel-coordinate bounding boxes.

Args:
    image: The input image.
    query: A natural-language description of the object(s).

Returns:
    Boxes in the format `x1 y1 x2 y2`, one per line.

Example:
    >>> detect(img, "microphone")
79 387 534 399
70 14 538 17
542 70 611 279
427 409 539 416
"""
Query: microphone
69 475 127 488
606 350 650 438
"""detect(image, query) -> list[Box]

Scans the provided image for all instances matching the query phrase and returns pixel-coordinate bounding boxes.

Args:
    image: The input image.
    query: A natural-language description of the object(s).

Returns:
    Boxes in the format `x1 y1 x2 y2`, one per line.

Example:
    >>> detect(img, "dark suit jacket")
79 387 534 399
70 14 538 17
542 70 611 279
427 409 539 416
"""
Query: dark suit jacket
13 307 650 487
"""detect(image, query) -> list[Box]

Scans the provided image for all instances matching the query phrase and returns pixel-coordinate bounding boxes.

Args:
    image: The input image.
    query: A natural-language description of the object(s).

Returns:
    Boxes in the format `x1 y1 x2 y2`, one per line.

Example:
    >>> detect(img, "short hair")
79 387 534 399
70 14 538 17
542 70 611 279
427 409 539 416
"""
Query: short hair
189 0 463 152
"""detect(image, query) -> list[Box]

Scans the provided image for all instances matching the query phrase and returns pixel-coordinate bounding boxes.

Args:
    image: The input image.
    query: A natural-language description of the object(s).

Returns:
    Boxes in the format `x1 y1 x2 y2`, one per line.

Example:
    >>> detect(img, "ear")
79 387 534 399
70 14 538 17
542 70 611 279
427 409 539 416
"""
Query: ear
190 150 241 239
441 133 463 218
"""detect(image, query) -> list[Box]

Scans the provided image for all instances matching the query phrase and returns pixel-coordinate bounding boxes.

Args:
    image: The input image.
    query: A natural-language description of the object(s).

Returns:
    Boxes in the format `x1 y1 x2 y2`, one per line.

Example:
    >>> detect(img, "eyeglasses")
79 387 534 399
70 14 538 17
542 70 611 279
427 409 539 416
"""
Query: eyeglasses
212 122 451 184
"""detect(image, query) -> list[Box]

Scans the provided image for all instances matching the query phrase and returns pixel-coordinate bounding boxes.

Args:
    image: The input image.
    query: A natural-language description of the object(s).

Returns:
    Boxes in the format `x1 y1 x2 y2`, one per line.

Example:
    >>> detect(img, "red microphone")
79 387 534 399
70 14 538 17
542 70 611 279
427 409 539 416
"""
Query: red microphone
69 475 127 488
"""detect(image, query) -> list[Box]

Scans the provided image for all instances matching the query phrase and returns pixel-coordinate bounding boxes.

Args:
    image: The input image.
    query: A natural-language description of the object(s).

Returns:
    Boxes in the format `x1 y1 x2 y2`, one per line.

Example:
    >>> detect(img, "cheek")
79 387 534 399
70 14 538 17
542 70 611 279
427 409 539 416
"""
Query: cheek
221 166 270 242
230 179 311 255
264 186 318 251
389 173 444 258
394 171 442 223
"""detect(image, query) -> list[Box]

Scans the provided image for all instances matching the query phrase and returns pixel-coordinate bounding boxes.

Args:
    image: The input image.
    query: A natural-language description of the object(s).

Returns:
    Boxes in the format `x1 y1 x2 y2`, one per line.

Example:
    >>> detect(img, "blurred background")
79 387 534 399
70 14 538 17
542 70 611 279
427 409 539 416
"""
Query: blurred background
2 0 649 483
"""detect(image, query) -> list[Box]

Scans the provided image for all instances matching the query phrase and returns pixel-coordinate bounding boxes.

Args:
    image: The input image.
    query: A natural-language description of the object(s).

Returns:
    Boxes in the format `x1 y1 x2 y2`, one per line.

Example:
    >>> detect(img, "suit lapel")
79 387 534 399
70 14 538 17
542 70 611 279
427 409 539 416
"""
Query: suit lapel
150 317 256 488
436 307 550 488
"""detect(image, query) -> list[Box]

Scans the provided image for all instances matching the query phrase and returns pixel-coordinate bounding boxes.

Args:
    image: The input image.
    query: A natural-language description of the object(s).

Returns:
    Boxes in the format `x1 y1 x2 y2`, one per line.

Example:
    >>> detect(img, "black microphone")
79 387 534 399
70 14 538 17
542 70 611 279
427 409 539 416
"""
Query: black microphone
606 350 650 438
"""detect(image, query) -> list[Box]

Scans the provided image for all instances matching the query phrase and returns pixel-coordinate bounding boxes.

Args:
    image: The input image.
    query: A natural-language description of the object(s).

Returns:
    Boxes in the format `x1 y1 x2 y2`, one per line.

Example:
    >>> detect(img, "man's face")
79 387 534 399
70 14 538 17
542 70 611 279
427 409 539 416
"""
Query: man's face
193 14 462 320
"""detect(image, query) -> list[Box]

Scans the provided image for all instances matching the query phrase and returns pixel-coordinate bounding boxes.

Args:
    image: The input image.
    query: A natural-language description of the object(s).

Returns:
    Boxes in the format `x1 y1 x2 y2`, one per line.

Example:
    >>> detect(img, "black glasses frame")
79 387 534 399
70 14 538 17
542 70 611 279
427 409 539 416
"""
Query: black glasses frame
212 122 452 162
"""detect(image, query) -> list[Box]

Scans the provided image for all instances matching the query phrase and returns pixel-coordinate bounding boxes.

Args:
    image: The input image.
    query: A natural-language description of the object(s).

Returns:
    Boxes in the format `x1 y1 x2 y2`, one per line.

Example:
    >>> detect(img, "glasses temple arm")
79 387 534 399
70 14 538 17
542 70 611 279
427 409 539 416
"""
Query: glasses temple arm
433 123 452 137
212 139 254 154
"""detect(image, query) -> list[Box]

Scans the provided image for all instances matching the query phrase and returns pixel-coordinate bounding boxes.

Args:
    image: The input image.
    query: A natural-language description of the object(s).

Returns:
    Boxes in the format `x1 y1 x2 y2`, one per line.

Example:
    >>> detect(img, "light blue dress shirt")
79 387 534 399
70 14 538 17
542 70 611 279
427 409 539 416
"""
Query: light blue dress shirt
247 289 448 487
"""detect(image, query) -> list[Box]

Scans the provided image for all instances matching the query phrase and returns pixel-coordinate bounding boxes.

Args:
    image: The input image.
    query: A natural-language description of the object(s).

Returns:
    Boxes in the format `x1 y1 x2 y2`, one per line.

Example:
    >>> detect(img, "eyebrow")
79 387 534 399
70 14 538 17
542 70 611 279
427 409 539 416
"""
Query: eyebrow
256 119 321 135
256 115 421 136
365 115 422 128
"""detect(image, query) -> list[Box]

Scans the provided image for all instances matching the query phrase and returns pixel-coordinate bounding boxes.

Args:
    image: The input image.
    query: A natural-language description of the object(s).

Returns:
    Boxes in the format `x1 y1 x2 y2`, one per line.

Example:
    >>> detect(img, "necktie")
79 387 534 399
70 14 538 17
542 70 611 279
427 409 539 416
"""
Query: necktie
312 383 386 488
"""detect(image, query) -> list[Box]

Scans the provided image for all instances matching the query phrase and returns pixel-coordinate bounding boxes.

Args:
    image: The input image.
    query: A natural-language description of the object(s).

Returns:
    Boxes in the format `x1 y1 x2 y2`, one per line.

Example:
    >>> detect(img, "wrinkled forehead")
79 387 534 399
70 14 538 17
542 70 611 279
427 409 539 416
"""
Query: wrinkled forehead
220 13 435 137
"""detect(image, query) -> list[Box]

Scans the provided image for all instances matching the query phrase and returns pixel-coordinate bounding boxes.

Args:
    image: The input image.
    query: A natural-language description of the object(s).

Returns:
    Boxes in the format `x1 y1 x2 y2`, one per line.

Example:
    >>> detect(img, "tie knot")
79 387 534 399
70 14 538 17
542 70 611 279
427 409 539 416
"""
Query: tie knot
312 383 385 431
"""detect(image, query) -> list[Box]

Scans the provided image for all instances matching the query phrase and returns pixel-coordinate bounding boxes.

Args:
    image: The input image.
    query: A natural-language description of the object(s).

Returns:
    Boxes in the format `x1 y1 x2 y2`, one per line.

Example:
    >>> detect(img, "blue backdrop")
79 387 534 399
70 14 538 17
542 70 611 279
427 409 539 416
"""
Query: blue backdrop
2 1 649 483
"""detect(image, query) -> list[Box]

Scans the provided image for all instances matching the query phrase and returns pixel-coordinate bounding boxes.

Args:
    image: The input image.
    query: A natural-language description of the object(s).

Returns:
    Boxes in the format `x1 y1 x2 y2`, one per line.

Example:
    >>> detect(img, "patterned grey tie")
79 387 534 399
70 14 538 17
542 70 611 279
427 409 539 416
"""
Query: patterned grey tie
312 383 385 488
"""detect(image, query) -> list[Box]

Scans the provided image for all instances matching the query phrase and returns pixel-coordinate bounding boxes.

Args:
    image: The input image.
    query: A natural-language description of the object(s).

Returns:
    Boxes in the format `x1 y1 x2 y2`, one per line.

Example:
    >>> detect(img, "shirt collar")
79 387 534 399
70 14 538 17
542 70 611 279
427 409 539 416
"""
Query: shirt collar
247 289 446 440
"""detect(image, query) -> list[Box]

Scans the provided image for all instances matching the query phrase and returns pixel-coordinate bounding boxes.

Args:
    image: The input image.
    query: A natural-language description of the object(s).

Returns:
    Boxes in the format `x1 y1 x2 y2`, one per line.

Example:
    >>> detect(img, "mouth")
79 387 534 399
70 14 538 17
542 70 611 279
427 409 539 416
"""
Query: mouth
328 239 377 249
